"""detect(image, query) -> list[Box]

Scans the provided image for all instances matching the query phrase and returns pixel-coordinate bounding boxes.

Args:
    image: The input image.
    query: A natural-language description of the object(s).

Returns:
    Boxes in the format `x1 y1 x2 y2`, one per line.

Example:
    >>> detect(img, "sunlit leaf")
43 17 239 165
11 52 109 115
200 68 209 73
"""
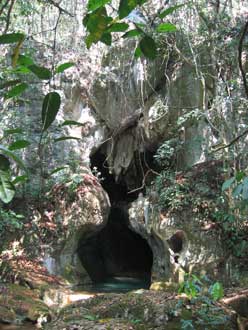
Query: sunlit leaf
210 282 224 300
107 22 129 32
4 83 28 99
12 175 28 185
88 0 111 11
54 136 81 142
0 170 15 203
17 54 34 66
139 35 157 59
8 140 30 151
122 29 142 38
55 62 75 73
221 177 235 192
4 128 23 136
42 92 61 131
134 46 142 58
156 23 177 33
0 33 25 44
61 120 84 127
159 4 185 19
29 64 52 80
49 166 68 176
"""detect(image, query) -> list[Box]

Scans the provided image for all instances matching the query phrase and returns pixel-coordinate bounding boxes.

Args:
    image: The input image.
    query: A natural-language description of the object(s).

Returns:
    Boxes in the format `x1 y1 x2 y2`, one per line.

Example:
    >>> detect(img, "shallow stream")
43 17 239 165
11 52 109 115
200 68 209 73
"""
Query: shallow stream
74 276 150 293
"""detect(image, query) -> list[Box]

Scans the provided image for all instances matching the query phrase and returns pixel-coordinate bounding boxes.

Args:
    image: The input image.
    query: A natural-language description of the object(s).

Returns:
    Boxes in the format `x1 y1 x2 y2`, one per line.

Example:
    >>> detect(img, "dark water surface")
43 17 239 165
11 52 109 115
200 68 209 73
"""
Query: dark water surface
75 276 150 293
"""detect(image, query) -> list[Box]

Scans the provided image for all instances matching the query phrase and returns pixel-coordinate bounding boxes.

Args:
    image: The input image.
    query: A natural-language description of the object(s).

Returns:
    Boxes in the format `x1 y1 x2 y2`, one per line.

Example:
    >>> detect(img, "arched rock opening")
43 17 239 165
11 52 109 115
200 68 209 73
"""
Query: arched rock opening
76 148 156 286
77 206 153 285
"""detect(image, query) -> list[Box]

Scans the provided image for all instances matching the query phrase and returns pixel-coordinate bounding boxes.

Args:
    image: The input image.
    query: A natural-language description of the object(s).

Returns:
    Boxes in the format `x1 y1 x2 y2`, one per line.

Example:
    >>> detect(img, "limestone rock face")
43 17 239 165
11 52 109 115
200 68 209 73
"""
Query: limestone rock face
44 169 110 284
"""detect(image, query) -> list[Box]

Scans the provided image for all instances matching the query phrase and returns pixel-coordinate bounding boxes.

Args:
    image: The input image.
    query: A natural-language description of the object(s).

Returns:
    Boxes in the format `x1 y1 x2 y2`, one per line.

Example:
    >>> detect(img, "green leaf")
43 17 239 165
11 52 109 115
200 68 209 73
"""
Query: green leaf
54 136 81 142
17 54 34 66
61 120 84 127
8 140 30 151
4 83 28 99
0 33 25 44
221 177 235 192
156 23 177 33
100 33 112 45
0 154 10 171
42 92 61 131
49 166 68 176
118 0 136 19
134 46 142 58
4 128 23 136
0 170 15 203
122 29 142 38
235 171 245 182
12 175 28 185
210 282 224 301
29 65 52 80
55 62 75 73
159 4 185 19
88 0 111 12
0 79 21 90
232 184 243 198
0 145 27 171
107 23 129 32
139 36 157 59
242 177 248 200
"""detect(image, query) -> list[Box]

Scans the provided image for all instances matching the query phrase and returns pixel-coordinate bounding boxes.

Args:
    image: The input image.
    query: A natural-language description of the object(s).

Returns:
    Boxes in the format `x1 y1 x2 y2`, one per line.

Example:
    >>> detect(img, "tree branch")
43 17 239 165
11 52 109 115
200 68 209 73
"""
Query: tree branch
238 20 248 99
3 0 15 34
44 0 74 17
211 128 248 152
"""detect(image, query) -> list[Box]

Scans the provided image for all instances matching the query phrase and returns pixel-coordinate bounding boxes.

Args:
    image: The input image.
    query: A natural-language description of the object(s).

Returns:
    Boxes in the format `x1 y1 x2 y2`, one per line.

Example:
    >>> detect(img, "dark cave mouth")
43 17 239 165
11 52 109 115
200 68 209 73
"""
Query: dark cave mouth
77 205 153 288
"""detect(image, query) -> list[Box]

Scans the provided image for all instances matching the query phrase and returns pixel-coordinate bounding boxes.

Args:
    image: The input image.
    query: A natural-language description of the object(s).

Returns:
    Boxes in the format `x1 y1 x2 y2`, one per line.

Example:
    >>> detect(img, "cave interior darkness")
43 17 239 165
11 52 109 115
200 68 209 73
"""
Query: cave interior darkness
77 149 154 285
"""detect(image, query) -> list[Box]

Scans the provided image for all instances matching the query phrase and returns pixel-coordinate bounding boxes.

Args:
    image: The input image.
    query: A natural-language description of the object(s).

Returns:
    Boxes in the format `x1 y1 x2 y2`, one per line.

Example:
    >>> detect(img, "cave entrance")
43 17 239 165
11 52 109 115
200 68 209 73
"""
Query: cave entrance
77 205 153 288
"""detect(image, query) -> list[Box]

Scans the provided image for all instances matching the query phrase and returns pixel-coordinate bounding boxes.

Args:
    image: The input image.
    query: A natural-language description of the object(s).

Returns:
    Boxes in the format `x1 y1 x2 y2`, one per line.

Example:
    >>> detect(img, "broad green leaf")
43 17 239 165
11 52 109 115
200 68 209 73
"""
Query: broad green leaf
0 79 21 90
61 120 84 127
118 0 136 19
54 136 81 142
84 7 113 47
0 155 10 170
8 140 30 151
156 23 177 33
221 177 235 192
17 54 34 66
134 46 142 58
29 65 52 80
55 62 75 73
4 83 28 99
232 184 243 198
139 36 157 59
0 170 15 203
86 34 96 49
12 175 28 185
4 128 23 136
100 33 112 45
235 171 245 182
42 92 61 131
122 29 142 38
159 4 185 19
107 23 129 32
242 177 248 200
0 145 27 171
210 282 224 301
88 0 111 12
49 166 68 176
0 33 25 44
